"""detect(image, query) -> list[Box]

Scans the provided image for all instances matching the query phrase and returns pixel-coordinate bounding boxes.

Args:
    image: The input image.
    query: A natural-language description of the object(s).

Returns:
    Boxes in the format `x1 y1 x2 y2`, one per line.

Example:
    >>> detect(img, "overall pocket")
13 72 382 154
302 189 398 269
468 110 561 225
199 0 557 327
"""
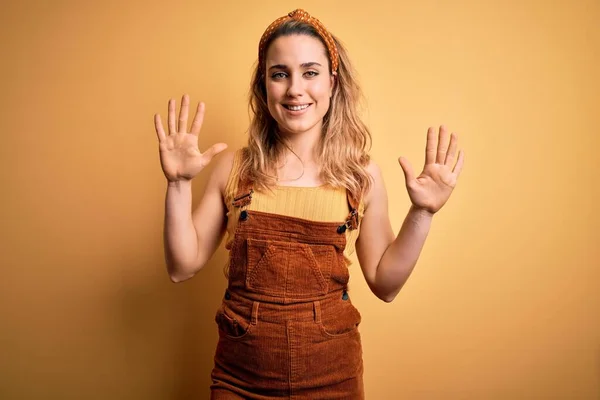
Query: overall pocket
215 302 254 340
245 238 335 298
318 298 362 338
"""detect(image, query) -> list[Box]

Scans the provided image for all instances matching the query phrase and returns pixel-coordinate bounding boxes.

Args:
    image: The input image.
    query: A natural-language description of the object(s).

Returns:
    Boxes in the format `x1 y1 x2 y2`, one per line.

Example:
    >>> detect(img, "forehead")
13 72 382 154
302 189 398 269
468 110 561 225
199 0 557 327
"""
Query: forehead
265 34 329 67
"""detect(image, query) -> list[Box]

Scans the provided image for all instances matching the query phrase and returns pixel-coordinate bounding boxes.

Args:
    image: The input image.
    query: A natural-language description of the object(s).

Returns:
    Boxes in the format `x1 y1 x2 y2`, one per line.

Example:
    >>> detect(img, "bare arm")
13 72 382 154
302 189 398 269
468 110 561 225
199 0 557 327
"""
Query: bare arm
164 151 234 282
356 163 433 302
154 94 231 282
356 126 465 302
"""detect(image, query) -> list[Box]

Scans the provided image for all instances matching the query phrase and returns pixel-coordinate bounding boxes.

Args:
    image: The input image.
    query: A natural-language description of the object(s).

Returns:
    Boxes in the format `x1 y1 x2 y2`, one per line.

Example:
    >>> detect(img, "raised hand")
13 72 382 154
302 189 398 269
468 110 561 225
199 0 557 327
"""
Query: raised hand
397 125 465 215
154 94 228 182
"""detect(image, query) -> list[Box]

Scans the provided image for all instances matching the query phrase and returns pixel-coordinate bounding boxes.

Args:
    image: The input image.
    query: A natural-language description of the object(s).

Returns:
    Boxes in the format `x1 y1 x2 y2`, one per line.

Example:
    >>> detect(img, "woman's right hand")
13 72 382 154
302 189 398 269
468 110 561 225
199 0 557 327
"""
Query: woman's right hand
154 94 228 182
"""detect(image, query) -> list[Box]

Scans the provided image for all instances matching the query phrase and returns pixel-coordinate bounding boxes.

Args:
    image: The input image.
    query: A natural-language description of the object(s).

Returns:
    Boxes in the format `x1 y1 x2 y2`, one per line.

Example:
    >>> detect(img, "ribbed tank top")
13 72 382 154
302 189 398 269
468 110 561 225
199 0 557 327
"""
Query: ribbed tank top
224 150 364 264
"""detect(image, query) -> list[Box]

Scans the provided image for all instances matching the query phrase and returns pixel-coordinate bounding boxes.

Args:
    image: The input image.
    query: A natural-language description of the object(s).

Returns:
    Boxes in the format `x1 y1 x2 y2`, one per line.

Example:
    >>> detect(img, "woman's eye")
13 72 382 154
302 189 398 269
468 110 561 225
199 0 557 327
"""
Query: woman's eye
305 71 319 77
271 72 287 79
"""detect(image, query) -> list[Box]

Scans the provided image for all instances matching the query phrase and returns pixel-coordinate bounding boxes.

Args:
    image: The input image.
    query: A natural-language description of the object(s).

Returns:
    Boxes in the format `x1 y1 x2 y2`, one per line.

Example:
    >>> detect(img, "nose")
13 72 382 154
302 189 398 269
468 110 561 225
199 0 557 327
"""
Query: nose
286 73 304 97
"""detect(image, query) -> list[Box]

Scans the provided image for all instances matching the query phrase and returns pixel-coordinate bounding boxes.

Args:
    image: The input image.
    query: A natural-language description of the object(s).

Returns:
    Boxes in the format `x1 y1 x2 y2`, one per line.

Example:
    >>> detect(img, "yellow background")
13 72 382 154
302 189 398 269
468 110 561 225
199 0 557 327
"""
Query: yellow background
1 0 598 398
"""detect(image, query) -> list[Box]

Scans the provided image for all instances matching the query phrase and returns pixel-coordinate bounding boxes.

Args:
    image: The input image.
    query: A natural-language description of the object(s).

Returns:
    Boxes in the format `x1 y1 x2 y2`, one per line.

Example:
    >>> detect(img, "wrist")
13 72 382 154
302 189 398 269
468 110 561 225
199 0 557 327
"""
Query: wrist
409 205 435 220
167 179 192 189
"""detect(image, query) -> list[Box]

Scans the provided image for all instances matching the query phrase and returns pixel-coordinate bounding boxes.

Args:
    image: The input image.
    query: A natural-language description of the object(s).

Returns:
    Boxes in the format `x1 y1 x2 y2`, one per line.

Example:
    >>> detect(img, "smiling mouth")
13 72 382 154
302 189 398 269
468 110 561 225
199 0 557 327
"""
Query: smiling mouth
283 104 311 111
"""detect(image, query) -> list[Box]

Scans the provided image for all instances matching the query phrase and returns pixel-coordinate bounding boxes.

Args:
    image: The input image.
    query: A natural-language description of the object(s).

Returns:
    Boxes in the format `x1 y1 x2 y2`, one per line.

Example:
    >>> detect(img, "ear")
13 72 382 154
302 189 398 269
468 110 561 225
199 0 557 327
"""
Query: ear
329 71 337 97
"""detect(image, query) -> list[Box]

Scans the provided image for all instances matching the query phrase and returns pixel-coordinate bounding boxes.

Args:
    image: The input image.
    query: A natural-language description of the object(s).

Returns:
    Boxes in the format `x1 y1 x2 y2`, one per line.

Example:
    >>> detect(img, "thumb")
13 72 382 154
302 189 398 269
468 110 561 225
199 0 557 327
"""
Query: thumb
398 156 415 184
202 143 228 163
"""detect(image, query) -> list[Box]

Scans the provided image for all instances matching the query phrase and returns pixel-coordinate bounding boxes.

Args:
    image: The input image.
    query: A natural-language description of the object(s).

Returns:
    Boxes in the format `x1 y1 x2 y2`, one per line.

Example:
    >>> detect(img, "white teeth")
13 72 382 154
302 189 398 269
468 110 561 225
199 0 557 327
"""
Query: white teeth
287 104 309 111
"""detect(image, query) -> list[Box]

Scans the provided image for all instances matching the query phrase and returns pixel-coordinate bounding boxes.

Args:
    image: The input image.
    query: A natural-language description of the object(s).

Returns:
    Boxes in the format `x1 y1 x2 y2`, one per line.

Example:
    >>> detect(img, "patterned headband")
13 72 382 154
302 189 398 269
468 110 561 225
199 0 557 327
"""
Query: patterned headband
258 9 339 73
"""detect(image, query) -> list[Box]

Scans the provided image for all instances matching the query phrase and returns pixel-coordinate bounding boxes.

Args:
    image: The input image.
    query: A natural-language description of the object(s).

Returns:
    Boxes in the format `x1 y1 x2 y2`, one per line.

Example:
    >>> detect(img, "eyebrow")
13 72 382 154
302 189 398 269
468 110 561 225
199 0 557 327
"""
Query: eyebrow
268 62 323 71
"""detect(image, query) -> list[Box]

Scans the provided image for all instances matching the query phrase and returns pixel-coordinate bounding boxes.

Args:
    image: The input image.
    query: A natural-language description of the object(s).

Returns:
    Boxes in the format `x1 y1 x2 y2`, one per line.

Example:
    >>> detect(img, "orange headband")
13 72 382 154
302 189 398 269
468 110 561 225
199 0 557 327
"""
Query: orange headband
258 9 339 73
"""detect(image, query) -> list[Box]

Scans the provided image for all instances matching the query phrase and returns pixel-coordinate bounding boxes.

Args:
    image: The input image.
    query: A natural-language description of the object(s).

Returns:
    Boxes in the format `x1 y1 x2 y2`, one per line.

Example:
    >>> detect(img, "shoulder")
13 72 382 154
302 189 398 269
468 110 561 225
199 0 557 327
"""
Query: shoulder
363 159 386 210
210 148 237 195
365 159 382 180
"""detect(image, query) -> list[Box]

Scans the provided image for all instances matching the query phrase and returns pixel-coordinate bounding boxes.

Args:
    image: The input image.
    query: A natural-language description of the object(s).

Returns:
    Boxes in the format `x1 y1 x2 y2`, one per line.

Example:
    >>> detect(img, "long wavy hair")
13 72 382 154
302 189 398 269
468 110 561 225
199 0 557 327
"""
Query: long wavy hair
240 19 372 199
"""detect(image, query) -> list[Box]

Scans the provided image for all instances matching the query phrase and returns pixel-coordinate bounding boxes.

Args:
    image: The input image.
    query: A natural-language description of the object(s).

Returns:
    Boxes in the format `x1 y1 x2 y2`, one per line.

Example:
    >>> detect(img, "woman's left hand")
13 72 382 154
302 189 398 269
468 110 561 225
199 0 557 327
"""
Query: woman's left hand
398 125 465 215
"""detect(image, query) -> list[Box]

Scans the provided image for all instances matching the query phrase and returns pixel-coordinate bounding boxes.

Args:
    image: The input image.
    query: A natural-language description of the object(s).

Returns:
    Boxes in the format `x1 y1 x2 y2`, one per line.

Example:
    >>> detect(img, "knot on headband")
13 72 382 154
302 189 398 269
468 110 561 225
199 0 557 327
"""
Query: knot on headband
258 9 339 73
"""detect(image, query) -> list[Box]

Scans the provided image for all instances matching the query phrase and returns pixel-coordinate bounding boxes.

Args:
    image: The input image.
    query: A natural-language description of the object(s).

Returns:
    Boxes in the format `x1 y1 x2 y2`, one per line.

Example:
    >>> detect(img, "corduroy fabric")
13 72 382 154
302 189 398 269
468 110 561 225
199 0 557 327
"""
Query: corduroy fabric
210 173 364 399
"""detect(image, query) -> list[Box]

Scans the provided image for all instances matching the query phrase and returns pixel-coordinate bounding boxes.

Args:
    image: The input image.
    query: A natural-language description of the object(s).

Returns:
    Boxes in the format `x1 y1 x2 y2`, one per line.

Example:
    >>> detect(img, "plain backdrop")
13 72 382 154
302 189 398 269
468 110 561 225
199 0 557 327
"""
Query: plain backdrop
1 0 598 398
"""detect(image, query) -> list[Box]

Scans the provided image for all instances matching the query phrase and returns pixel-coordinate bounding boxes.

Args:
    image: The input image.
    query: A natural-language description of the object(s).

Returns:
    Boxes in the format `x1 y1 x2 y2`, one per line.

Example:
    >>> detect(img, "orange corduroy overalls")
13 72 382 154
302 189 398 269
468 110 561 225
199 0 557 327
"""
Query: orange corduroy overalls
210 173 364 400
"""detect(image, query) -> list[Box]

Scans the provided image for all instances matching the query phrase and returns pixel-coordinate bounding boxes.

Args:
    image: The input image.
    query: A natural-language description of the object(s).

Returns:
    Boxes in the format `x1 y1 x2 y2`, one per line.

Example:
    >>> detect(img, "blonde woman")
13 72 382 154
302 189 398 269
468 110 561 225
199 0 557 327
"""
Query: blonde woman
154 9 464 399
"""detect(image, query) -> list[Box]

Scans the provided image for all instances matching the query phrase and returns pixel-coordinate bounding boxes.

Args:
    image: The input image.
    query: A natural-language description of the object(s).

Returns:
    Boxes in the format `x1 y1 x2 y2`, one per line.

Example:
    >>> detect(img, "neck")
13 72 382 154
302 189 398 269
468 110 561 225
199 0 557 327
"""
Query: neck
274 123 324 184
278 123 322 163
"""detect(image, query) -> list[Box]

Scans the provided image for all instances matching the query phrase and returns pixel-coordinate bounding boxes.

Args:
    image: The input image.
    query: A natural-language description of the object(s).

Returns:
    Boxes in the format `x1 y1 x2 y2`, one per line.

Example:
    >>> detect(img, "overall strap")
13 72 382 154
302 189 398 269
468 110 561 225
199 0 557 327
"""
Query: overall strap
338 189 361 234
231 149 254 208
232 178 254 208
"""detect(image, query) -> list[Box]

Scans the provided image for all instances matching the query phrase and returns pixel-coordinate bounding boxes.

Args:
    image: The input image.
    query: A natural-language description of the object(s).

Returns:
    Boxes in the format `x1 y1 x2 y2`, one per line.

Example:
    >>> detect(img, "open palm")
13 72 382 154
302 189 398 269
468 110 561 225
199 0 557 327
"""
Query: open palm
154 94 227 182
398 126 465 214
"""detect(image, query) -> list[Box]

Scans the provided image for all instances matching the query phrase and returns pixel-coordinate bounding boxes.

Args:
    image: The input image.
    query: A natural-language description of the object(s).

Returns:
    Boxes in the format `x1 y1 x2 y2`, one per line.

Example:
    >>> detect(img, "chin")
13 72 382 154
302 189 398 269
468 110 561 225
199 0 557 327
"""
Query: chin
277 116 322 135
279 122 316 135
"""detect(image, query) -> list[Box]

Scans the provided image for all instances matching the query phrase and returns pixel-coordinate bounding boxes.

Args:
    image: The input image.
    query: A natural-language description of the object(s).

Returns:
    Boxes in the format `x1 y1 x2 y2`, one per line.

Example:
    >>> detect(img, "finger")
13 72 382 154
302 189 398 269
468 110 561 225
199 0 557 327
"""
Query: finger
445 132 458 166
398 156 416 184
436 125 450 164
167 98 176 135
452 150 465 176
178 94 190 133
190 102 205 136
154 114 166 142
425 126 437 166
201 143 229 164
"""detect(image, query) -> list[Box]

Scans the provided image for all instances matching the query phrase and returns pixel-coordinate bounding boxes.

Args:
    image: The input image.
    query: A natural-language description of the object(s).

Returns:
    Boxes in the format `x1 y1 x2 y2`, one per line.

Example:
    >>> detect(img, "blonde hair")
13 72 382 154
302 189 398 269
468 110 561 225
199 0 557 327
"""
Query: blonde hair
241 20 372 199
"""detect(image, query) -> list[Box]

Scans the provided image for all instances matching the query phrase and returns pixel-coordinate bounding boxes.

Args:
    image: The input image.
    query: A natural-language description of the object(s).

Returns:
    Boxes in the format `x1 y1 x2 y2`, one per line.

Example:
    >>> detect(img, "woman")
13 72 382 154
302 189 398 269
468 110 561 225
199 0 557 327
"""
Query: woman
154 9 464 399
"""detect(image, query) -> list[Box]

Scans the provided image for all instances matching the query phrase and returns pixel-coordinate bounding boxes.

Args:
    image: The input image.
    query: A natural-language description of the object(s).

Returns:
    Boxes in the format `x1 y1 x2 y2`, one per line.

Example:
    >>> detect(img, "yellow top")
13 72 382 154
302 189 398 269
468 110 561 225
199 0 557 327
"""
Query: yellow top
224 150 364 264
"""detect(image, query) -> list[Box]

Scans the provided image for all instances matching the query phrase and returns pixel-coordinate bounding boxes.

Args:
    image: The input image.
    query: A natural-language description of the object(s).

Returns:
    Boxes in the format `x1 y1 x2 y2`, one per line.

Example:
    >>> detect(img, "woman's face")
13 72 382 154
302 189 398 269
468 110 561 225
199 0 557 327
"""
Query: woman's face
264 34 335 138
